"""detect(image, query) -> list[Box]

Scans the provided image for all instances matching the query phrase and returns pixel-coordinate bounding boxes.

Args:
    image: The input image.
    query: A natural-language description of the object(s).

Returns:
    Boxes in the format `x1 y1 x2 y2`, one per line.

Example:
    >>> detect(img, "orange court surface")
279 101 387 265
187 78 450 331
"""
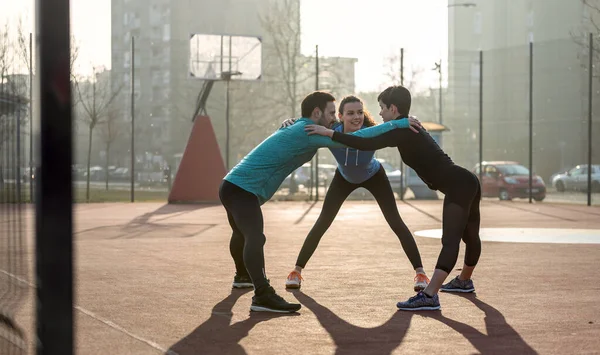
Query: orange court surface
10 200 600 354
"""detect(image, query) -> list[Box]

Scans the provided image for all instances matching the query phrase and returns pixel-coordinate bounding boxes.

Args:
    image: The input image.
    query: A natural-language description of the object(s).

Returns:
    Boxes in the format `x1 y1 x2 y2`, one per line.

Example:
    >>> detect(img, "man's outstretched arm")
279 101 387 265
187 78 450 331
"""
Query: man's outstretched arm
331 129 400 151
305 117 422 149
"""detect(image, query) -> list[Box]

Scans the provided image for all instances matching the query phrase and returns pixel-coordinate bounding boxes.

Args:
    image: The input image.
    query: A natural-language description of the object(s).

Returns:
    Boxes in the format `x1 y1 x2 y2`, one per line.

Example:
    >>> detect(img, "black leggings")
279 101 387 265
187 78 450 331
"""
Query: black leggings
295 165 423 270
435 166 482 273
219 180 269 293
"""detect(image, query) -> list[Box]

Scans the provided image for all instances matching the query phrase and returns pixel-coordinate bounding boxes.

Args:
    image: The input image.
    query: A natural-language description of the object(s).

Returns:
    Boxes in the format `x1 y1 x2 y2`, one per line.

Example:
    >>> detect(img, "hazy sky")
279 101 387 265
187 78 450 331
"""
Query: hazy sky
2 0 448 92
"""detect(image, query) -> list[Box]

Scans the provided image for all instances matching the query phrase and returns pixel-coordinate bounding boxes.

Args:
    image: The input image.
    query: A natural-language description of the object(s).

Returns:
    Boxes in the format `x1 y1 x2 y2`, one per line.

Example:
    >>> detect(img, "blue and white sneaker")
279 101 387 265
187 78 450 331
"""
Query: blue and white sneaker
440 276 475 293
397 291 441 311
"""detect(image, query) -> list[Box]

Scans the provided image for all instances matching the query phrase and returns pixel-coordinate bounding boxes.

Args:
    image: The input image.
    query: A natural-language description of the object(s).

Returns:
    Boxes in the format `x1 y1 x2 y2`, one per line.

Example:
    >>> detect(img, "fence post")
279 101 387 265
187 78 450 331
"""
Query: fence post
130 36 135 203
400 47 405 200
528 41 533 204
315 44 319 201
29 32 34 202
479 50 483 192
588 33 594 206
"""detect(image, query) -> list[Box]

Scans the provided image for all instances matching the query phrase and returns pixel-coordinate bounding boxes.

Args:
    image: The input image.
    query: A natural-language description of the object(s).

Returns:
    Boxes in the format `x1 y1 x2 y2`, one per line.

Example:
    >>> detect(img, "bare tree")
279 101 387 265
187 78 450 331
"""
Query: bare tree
0 21 29 188
383 52 428 94
74 67 122 201
98 105 122 190
571 0 600 78
16 16 79 76
258 0 307 118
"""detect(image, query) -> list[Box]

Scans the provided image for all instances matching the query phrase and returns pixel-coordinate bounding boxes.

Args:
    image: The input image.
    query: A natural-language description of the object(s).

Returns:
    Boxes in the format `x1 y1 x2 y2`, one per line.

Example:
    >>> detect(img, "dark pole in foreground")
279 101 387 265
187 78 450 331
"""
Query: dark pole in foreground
479 50 483 191
35 0 74 352
315 44 319 201
399 48 405 201
130 36 135 202
588 33 594 207
528 41 533 204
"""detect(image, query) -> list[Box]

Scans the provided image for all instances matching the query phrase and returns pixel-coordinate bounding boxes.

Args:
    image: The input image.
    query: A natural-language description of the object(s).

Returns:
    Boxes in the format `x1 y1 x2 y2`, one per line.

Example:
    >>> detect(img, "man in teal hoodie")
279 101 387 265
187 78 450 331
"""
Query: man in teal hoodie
219 91 421 313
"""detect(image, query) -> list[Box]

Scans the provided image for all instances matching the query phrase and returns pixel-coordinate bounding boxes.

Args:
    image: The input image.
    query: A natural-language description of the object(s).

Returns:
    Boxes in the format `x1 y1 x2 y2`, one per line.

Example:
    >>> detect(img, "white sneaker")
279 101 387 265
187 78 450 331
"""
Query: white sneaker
285 270 303 289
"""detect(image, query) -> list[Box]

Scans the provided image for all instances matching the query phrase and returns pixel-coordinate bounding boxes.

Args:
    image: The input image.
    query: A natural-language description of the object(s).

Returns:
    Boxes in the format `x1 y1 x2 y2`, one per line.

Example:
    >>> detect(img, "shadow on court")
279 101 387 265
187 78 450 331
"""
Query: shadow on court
128 203 217 226
165 289 299 355
422 293 538 354
74 203 219 239
291 290 414 355
291 290 537 354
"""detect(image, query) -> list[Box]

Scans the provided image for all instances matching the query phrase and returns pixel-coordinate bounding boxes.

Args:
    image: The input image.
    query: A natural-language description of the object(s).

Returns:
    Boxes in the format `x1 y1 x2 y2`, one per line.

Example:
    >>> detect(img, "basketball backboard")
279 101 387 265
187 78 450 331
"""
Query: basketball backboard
189 33 262 81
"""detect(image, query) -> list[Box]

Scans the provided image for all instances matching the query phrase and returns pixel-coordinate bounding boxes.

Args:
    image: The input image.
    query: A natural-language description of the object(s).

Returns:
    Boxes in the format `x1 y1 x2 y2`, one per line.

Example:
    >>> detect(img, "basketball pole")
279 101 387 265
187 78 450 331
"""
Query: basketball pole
479 49 483 199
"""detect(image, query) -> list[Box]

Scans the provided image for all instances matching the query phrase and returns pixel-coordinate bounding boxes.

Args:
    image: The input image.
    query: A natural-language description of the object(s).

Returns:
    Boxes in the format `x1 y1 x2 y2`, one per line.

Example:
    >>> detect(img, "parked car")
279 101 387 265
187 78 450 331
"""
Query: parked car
378 159 438 200
473 161 546 201
281 163 337 189
551 164 600 192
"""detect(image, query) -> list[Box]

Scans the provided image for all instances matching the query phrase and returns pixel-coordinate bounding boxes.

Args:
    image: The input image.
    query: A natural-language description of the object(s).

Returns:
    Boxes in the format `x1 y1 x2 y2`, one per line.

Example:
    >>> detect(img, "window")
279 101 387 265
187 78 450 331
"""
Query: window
497 164 530 176
124 52 131 68
150 5 161 25
163 24 171 41
570 167 584 176
527 11 534 28
471 63 480 86
152 71 162 86
473 12 482 35
484 165 498 177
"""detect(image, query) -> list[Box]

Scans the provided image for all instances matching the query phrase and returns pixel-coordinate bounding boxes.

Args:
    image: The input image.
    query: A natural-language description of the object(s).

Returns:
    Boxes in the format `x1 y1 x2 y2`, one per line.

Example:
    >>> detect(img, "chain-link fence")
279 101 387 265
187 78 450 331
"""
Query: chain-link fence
66 36 600 205
445 37 599 205
4 8 599 205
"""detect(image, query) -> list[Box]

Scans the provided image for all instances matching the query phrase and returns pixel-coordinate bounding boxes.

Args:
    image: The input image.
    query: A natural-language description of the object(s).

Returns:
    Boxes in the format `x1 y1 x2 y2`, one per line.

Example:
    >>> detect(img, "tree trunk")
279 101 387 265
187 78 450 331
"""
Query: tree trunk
105 141 109 191
86 124 93 202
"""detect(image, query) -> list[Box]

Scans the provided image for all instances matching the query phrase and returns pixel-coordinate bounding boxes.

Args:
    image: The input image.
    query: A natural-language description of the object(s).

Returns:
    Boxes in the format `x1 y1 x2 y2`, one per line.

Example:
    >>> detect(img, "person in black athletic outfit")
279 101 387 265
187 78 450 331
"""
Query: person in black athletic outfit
305 85 482 311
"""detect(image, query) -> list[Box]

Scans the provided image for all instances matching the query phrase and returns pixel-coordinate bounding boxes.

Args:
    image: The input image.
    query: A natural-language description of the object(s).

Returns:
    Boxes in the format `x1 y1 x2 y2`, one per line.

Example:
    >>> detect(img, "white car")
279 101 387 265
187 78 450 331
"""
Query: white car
551 164 600 192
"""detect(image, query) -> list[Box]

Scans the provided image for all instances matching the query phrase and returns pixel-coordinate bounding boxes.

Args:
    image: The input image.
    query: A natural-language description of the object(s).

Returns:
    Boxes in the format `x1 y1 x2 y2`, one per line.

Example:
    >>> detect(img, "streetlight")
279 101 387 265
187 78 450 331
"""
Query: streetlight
432 61 442 124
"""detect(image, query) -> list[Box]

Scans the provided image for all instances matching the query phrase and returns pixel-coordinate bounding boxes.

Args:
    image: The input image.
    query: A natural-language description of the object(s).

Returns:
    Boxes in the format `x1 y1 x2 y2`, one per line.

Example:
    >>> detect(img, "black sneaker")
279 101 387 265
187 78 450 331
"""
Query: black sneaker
250 287 301 313
397 291 441 311
232 273 253 289
440 276 475 293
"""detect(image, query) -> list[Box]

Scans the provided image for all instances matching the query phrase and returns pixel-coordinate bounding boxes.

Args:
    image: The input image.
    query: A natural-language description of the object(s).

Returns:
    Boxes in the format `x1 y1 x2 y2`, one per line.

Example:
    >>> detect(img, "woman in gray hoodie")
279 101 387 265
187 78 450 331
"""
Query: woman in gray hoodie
280 95 428 292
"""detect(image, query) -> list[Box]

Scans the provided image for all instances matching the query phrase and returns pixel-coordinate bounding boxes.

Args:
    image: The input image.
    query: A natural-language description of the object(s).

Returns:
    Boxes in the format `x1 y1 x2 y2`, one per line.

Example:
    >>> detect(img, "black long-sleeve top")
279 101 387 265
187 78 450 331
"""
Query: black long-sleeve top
331 126 456 191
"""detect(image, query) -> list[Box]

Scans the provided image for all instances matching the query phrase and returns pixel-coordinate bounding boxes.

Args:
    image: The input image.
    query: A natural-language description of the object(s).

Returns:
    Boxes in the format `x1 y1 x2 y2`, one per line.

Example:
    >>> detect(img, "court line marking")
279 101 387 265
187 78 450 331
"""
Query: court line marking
0 269 177 355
